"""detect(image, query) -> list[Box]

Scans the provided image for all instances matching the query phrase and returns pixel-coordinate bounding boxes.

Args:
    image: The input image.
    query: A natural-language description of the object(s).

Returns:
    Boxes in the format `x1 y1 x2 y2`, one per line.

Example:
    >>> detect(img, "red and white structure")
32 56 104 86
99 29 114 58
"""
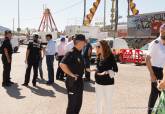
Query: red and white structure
38 8 58 32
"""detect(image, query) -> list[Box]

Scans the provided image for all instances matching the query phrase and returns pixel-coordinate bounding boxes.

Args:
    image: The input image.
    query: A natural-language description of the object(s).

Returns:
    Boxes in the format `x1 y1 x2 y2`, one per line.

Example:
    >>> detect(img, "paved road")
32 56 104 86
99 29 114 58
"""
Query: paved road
0 46 151 114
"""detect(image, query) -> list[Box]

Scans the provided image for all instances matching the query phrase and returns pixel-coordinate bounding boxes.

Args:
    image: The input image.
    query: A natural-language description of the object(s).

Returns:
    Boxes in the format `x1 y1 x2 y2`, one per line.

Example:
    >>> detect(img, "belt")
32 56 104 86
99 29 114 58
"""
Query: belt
152 66 163 70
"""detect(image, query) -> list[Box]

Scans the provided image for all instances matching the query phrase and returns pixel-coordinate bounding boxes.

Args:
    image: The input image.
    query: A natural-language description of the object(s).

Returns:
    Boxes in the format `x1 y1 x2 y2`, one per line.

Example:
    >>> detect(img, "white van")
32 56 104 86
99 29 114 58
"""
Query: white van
91 37 129 64
104 37 129 49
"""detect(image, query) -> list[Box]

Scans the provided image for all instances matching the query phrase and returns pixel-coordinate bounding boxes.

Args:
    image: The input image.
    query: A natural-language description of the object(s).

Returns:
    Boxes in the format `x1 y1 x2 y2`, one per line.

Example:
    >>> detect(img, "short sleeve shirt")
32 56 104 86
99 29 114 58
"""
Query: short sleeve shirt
27 42 42 64
1 38 13 57
147 37 165 68
61 47 85 77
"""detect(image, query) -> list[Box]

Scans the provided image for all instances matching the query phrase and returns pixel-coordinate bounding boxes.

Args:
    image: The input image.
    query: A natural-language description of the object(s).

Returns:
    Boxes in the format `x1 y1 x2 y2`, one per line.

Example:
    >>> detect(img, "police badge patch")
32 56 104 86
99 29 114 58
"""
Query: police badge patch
155 40 159 44
77 58 81 63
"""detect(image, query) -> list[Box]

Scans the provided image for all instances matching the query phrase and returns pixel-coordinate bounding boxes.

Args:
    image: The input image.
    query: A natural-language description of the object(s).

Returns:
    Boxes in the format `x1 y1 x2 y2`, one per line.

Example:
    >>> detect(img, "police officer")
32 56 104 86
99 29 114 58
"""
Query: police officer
22 34 42 87
1 30 14 87
82 39 92 82
60 34 86 114
146 24 165 114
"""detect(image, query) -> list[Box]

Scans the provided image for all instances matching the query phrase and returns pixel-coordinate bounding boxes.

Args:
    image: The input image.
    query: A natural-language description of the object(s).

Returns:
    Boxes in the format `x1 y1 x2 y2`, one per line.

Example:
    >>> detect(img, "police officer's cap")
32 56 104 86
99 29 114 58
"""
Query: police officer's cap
33 34 39 39
61 37 65 42
75 34 86 41
4 30 12 35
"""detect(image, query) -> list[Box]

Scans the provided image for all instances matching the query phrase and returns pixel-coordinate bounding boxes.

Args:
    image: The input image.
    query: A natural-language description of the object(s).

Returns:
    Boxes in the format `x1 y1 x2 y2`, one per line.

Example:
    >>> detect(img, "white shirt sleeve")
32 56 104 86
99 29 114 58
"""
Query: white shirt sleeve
147 41 157 57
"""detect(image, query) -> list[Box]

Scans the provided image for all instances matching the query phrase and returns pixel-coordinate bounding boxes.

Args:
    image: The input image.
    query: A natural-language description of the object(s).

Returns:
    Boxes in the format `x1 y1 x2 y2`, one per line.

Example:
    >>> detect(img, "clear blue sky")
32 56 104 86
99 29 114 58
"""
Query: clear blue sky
0 0 164 31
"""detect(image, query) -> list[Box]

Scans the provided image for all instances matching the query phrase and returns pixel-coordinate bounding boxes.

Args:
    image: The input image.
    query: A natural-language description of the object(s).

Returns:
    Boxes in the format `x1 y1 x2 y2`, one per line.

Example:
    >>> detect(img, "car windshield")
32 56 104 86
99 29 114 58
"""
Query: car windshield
89 38 97 44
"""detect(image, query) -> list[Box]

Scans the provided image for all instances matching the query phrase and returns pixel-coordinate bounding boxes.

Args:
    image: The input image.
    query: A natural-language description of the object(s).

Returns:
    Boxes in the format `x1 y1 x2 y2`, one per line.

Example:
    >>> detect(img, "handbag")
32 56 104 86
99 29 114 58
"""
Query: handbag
152 90 165 114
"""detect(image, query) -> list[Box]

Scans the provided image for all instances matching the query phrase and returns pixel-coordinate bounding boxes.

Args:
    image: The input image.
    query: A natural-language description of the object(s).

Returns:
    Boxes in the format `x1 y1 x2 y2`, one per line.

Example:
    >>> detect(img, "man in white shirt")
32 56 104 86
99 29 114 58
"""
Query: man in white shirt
146 24 165 114
56 37 66 81
45 34 56 85
65 36 74 53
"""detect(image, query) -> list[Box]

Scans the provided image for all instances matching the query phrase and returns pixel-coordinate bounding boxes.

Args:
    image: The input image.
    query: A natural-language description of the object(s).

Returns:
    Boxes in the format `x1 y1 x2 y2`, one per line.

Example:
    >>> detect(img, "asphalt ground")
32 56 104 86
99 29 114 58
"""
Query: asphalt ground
0 46 151 114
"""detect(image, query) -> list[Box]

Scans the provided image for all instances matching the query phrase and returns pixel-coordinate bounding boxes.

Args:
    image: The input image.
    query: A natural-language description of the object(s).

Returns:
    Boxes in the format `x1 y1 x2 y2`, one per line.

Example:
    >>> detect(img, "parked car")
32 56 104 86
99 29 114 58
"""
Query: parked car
90 37 129 64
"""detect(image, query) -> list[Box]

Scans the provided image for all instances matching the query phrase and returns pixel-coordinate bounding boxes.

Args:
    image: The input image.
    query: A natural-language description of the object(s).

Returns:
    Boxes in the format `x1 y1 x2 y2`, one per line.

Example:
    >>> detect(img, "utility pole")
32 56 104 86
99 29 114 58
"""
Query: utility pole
127 0 130 16
13 18 15 34
83 0 86 25
17 0 21 35
103 0 106 30
115 0 118 32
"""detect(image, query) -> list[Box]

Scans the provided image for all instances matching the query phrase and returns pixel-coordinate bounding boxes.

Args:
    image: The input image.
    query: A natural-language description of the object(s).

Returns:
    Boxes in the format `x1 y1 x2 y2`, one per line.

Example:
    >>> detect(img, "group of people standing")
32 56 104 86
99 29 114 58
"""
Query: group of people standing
1 32 57 87
60 34 118 114
23 34 56 86
1 31 119 114
3 23 165 114
4 24 165 114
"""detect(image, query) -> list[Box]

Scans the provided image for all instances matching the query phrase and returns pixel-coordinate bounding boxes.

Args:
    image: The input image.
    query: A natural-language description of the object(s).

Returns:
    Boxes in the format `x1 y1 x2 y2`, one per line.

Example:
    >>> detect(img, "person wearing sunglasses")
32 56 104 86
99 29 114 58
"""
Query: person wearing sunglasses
146 23 165 114
87 40 118 114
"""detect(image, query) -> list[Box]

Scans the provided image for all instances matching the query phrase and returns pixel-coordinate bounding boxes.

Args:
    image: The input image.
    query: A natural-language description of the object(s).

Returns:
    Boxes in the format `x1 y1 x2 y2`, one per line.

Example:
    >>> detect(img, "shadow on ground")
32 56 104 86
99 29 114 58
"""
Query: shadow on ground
27 86 56 97
4 83 26 99
52 83 67 94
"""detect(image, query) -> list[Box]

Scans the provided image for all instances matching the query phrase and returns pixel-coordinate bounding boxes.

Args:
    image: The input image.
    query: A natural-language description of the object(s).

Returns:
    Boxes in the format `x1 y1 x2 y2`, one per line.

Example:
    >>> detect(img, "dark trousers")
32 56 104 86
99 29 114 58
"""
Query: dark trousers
65 77 84 114
2 57 11 84
148 66 163 114
38 59 43 79
84 58 91 80
24 63 39 84
56 56 64 80
46 55 55 83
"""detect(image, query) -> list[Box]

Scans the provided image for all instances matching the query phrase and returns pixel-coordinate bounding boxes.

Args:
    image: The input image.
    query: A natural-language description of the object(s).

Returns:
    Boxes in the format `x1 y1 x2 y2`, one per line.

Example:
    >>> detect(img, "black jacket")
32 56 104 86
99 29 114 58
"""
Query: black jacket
95 54 118 85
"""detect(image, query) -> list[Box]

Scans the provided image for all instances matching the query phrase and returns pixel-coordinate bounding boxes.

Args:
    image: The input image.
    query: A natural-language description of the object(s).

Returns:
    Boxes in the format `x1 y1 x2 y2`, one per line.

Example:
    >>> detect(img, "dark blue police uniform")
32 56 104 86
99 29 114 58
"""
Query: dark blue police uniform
61 47 85 114
1 38 13 86
23 42 42 86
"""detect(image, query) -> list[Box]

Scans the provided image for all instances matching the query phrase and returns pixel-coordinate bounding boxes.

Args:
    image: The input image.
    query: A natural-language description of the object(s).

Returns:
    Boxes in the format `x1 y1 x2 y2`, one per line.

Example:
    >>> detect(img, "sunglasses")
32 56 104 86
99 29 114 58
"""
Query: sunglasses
96 46 100 48
161 36 165 40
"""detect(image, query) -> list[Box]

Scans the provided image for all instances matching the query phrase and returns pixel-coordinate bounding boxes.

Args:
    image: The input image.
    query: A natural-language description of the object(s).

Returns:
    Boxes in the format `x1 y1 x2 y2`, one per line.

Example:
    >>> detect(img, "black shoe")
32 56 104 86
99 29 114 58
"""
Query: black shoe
59 78 65 81
9 81 15 84
46 81 53 85
2 83 11 87
22 83 29 87
40 76 44 80
84 78 91 82
32 83 37 87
